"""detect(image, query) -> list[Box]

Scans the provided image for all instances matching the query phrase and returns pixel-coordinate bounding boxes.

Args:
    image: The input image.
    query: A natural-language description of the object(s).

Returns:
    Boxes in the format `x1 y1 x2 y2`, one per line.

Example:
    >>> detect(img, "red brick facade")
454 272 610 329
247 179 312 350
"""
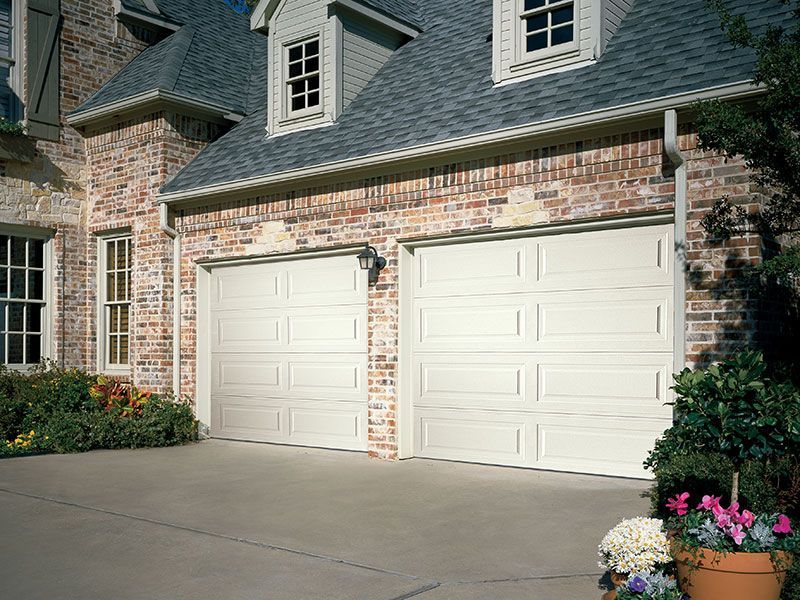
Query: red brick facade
169 126 763 459
0 0 774 462
0 0 147 370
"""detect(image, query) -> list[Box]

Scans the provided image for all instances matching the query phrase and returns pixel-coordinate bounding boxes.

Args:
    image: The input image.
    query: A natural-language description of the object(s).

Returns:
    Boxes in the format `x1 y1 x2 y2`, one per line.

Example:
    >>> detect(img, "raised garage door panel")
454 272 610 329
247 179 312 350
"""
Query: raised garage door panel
411 223 674 477
413 224 672 298
209 254 368 451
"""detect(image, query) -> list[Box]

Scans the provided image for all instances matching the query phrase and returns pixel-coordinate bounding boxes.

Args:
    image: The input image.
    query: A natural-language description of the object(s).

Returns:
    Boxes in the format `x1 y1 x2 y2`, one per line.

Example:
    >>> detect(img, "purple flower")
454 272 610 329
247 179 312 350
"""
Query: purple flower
628 576 647 593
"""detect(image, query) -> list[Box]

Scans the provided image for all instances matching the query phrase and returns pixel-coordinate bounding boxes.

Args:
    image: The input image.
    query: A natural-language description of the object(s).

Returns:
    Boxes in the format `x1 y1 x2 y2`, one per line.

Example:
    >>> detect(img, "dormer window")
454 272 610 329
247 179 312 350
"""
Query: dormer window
286 37 321 116
522 0 574 54
251 0 417 135
494 0 634 84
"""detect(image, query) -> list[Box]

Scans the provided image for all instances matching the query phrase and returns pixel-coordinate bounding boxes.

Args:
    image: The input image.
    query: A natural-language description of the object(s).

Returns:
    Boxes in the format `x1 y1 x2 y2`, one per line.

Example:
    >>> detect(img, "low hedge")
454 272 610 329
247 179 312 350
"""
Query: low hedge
0 364 197 458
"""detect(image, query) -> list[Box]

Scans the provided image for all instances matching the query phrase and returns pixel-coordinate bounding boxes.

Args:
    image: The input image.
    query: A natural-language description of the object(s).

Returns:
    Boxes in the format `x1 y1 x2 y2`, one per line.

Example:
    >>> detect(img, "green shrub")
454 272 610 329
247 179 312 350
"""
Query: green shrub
649 452 800 520
650 351 800 504
0 365 197 458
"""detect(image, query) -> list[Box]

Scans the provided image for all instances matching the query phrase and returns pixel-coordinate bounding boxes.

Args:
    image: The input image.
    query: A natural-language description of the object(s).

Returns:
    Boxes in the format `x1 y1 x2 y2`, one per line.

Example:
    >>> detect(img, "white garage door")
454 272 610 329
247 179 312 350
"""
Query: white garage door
209 254 368 451
411 223 674 477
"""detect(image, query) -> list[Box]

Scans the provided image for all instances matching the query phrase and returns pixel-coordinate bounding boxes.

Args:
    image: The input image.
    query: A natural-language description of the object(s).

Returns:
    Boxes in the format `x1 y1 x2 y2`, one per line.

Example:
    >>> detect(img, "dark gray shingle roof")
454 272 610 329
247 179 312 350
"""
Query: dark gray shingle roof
358 0 425 29
161 0 787 195
71 0 264 117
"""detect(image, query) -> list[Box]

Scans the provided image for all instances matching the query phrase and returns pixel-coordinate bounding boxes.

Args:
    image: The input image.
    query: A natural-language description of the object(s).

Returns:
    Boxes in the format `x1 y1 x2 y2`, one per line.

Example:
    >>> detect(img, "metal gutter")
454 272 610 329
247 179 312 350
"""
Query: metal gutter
67 89 245 128
157 80 760 206
664 109 687 371
159 203 182 398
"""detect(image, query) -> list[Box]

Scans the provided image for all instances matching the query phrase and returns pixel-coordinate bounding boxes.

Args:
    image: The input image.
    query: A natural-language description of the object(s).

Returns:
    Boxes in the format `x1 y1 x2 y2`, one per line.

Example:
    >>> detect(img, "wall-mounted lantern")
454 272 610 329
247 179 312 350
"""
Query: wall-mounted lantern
357 244 386 284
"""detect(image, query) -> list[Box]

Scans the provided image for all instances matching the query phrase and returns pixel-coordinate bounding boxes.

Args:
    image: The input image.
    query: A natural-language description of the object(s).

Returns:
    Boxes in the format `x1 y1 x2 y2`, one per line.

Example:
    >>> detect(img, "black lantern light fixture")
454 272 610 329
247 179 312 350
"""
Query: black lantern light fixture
357 244 386 284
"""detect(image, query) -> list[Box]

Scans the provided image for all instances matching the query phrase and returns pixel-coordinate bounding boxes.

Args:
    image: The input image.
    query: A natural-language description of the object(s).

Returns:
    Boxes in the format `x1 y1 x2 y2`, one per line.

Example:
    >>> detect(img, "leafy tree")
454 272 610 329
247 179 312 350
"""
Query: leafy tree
695 0 800 285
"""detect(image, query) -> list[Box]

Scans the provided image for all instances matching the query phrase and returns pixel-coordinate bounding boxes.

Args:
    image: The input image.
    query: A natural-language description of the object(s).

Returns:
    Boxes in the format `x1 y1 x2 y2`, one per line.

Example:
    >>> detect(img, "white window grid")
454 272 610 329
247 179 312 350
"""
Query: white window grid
285 37 321 115
0 234 46 366
102 236 131 370
520 0 575 54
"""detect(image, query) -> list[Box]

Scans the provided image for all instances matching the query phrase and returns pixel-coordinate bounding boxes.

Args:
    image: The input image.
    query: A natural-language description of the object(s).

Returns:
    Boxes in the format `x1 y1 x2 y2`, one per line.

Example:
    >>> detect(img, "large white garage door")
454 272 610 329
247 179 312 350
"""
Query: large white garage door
209 254 368 451
411 223 674 477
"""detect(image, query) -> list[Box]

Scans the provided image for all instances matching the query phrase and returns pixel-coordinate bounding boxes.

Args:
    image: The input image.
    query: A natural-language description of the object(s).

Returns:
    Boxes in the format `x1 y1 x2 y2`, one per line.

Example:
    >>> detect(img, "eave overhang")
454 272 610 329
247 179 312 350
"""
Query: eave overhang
157 81 762 207
67 89 245 131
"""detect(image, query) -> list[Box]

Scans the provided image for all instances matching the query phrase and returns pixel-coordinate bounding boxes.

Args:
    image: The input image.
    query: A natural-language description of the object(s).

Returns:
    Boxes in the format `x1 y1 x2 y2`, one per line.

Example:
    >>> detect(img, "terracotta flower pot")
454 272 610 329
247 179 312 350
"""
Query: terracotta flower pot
673 544 793 600
600 571 627 600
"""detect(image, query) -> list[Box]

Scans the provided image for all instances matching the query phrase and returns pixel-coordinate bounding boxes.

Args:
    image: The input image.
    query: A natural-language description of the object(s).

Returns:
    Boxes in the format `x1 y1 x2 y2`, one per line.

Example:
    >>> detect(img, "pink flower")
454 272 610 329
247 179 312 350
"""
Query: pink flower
727 502 740 516
774 515 793 535
666 492 690 516
738 510 755 528
728 524 746 545
716 512 732 528
711 503 726 518
697 495 722 511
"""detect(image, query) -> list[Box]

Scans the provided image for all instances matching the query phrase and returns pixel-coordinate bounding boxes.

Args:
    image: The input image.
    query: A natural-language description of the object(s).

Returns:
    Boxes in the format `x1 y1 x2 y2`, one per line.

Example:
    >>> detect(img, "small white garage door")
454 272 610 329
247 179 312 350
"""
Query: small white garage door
411 223 674 477
209 254 368 451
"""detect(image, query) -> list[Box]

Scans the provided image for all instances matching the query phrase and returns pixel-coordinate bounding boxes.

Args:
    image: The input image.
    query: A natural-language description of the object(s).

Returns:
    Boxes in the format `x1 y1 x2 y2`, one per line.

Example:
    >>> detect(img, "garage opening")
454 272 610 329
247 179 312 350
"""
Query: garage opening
207 253 368 451
408 223 674 477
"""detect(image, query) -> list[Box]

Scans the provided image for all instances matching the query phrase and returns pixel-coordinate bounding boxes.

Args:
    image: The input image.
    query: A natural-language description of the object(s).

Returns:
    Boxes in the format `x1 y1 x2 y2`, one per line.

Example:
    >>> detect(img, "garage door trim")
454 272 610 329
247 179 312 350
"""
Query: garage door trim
397 213 681 472
195 246 366 436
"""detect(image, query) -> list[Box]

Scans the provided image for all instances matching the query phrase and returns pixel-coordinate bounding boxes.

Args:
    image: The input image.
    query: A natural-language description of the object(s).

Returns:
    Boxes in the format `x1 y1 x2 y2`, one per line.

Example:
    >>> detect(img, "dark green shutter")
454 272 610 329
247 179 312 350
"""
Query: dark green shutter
26 0 60 140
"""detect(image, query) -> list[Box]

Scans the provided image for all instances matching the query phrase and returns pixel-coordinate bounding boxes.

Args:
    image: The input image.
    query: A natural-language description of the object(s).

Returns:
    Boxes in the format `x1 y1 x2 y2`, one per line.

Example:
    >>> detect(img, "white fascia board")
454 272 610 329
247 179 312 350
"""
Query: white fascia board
113 0 180 31
66 89 245 128
330 0 420 38
157 80 761 205
250 0 281 32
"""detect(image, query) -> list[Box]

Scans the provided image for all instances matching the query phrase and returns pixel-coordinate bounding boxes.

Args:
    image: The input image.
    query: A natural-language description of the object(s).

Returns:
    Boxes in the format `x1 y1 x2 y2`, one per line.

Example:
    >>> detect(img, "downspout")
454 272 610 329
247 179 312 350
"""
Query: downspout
664 109 687 371
159 203 181 398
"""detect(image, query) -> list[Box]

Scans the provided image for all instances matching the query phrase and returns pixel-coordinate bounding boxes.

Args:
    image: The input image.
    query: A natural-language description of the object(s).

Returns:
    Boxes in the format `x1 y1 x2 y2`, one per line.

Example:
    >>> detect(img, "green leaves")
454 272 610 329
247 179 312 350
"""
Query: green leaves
653 350 800 470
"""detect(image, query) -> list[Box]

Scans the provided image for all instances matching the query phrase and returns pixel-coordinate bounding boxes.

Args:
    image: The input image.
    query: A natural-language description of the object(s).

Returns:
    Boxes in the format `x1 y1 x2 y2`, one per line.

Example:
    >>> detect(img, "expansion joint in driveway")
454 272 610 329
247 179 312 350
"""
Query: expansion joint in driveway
0 487 430 584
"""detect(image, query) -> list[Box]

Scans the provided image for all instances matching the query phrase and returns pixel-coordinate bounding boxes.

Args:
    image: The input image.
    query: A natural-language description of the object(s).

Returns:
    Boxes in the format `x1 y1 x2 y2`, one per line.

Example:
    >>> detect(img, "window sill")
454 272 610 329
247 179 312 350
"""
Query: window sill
102 368 132 381
278 108 326 127
511 43 581 72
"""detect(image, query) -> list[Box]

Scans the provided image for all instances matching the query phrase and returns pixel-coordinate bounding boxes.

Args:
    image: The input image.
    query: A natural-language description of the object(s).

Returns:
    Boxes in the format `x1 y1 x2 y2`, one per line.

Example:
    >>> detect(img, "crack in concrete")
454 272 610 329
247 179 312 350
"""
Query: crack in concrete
451 572 603 584
0 486 604 597
0 487 425 583
387 583 442 599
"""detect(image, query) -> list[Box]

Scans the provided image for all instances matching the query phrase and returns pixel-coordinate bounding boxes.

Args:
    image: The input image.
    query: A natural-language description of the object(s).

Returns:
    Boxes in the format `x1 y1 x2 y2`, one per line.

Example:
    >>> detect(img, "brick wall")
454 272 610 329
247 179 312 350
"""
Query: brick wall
0 0 149 369
169 125 765 459
84 112 222 390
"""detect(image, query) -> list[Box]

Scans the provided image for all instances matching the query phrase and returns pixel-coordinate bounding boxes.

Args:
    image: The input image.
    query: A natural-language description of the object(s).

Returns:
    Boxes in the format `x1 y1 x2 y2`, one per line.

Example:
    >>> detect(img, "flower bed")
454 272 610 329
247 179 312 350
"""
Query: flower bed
0 365 197 458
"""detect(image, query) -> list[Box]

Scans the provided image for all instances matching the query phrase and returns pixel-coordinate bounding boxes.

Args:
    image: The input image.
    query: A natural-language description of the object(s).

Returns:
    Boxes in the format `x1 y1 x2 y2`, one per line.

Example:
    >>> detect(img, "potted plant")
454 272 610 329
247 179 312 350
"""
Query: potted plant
655 351 800 599
598 517 672 600
615 571 687 600
666 492 797 599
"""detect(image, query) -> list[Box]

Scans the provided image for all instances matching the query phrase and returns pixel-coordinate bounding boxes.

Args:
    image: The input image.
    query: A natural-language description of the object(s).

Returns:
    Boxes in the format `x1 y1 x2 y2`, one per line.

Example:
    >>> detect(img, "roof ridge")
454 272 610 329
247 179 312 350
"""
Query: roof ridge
157 25 195 92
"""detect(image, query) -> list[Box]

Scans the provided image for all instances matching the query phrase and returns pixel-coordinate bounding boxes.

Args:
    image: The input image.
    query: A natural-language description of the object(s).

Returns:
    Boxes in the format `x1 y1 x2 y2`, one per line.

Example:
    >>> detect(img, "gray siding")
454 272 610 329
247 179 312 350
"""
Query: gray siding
601 0 635 53
341 13 403 110
270 0 333 134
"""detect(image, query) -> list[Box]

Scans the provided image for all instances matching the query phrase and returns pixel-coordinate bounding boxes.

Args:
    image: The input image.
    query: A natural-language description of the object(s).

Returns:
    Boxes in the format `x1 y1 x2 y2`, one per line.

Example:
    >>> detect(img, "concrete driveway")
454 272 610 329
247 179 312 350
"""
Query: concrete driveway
0 440 650 599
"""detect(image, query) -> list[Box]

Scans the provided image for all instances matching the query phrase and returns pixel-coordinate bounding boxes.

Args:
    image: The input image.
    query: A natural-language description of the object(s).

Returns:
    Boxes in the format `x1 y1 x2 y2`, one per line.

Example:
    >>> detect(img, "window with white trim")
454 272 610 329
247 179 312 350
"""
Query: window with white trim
521 0 575 54
100 235 131 371
0 0 20 120
0 234 46 366
285 37 321 116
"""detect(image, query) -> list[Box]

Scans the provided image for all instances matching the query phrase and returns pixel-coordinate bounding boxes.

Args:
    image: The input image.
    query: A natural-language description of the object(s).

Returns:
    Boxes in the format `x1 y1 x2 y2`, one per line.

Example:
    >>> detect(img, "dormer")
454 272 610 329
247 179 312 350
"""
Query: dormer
492 0 634 84
251 0 420 135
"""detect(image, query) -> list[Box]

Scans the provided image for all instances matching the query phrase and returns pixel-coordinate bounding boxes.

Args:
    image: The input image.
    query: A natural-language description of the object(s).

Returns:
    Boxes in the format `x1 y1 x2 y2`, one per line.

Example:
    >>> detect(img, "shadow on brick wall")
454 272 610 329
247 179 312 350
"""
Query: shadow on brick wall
685 241 799 374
